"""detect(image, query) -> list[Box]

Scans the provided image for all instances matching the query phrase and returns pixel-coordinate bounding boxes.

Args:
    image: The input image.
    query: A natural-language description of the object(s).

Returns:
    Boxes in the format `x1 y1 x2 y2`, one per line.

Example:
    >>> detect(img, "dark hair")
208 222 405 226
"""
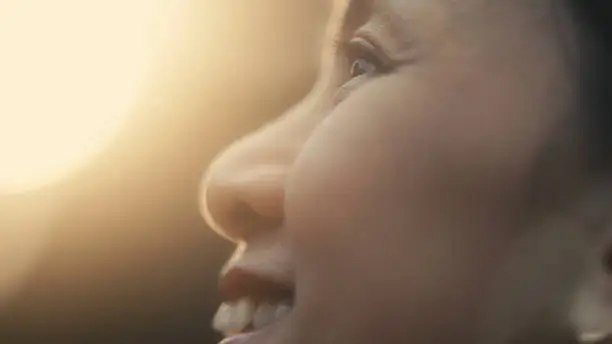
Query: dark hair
569 0 612 173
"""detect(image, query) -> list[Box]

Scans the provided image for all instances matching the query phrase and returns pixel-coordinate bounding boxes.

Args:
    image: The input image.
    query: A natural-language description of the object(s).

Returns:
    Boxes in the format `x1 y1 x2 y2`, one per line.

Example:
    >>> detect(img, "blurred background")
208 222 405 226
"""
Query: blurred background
0 1 330 343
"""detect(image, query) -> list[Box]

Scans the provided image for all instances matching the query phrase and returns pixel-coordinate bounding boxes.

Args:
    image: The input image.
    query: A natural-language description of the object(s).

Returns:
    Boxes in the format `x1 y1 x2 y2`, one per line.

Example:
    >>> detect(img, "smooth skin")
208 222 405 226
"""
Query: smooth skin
201 1 612 343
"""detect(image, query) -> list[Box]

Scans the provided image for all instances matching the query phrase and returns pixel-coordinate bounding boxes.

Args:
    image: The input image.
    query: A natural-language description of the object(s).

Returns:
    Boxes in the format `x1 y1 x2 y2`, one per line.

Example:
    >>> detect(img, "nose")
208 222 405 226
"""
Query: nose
201 159 287 241
200 77 329 241
199 115 304 241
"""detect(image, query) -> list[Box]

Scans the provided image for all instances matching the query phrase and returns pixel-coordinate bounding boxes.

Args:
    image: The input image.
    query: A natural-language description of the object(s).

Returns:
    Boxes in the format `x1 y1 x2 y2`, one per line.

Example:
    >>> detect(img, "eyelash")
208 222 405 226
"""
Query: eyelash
333 36 388 79
330 35 389 105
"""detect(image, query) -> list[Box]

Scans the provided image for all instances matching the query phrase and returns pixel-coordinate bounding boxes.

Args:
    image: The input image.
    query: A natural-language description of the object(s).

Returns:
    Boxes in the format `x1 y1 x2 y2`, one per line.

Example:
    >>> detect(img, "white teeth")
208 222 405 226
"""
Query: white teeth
252 301 293 330
212 303 232 334
252 302 278 330
212 298 255 336
212 298 294 335
274 302 292 320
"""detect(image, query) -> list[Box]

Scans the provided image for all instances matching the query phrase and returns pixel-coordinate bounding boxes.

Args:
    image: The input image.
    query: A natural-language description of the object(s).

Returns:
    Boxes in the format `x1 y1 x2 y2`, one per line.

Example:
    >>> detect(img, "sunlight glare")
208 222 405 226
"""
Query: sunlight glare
0 1 170 194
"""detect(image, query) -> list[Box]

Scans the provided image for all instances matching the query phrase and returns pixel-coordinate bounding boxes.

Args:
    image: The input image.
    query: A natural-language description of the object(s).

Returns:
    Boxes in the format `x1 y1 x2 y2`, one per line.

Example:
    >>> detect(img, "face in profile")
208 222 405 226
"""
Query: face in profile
200 1 612 343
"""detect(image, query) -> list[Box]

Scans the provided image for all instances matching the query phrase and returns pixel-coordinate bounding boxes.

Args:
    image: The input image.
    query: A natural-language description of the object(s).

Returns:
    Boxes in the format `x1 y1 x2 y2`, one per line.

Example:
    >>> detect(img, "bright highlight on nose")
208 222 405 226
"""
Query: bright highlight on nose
0 1 169 195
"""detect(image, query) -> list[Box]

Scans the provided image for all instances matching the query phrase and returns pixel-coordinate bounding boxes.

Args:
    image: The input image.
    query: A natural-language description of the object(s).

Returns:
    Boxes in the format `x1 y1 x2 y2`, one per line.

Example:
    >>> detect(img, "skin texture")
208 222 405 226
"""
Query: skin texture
201 0 612 343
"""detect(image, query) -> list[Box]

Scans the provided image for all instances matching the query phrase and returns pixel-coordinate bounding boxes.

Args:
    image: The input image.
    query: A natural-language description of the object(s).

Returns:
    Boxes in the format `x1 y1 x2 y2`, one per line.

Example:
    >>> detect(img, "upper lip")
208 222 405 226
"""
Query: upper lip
218 239 295 304
219 266 295 304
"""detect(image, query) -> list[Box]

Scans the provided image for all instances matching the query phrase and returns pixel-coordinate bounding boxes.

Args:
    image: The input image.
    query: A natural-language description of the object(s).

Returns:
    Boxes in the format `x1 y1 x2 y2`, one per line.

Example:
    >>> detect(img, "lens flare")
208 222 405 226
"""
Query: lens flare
0 1 170 194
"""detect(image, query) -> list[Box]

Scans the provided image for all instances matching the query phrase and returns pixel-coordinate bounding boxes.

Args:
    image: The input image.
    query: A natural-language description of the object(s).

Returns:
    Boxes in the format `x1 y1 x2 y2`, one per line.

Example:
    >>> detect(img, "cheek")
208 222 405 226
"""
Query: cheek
283 75 536 340
282 61 572 339
285 64 560 233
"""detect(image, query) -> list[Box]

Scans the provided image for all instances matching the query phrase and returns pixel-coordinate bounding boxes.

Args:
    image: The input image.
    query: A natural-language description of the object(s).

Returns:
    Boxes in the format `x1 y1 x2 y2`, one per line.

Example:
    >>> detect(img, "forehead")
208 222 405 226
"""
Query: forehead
343 0 559 28
340 0 568 48
343 0 458 21
338 0 454 48
340 0 469 38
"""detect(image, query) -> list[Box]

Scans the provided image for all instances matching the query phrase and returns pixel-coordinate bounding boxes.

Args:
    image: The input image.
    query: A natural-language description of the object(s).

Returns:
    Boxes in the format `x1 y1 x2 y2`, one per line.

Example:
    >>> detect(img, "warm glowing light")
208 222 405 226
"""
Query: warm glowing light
0 1 171 194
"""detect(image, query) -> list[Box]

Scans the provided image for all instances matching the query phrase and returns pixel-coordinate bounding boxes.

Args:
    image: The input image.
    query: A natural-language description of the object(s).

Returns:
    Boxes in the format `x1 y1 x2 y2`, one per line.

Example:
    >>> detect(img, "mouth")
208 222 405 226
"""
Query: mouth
212 268 295 342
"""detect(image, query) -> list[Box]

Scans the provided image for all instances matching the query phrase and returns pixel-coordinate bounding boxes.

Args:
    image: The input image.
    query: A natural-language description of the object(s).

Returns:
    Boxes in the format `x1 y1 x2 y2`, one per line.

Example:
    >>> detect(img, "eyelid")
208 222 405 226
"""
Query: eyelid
345 33 393 72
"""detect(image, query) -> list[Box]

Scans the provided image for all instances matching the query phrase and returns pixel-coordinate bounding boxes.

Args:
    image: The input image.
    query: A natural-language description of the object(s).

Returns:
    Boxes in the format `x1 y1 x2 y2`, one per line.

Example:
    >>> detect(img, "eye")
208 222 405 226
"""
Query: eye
332 36 389 105
340 37 386 80
349 57 378 78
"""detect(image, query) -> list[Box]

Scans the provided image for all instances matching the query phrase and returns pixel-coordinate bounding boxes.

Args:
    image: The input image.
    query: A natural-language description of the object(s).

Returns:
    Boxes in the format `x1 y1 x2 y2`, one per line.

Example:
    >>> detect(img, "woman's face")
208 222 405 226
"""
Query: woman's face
202 1 586 343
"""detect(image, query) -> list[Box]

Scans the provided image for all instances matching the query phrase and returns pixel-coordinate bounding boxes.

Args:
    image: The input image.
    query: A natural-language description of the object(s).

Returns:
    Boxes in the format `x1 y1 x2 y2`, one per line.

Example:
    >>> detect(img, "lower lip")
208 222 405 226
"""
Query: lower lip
220 329 270 344
218 307 293 344
219 332 256 344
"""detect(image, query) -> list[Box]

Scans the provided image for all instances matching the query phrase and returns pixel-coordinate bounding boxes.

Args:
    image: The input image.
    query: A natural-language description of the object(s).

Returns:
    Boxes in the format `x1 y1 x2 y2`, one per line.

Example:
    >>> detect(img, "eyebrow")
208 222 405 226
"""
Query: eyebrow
339 0 372 38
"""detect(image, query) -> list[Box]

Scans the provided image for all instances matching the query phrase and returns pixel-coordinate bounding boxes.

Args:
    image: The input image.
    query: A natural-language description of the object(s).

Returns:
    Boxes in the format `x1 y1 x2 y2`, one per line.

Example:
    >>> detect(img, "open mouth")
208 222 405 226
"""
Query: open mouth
212 268 295 339
212 298 294 337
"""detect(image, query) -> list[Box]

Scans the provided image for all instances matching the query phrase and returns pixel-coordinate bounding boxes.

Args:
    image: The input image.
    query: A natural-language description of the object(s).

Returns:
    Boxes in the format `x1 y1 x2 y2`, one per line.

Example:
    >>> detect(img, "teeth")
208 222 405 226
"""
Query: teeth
212 298 294 335
212 298 255 336
252 302 277 330
274 302 292 320
251 301 294 330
